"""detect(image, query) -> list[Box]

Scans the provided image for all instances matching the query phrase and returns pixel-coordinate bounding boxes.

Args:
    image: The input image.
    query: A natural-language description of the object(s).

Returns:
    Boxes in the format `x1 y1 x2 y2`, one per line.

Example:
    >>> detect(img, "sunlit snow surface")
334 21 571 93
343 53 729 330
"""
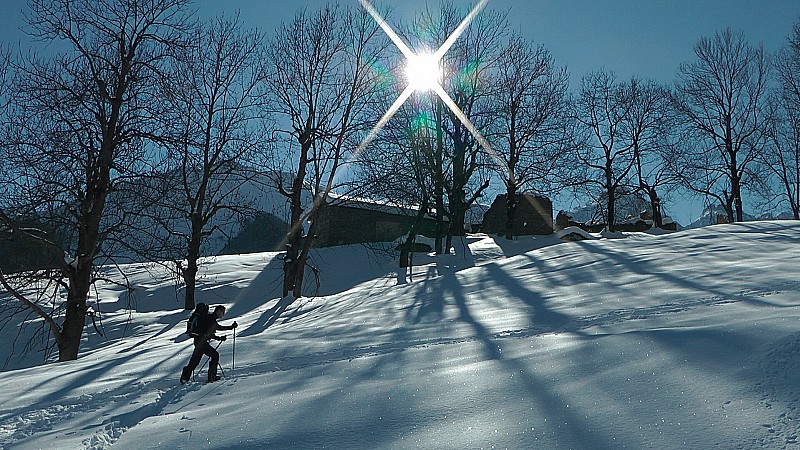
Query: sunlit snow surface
2 221 800 449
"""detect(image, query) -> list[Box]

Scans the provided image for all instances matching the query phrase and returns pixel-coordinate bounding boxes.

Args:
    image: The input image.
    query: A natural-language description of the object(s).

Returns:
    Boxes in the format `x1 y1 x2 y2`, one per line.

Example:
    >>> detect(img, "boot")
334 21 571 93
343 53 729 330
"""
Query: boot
207 375 222 383
180 366 192 384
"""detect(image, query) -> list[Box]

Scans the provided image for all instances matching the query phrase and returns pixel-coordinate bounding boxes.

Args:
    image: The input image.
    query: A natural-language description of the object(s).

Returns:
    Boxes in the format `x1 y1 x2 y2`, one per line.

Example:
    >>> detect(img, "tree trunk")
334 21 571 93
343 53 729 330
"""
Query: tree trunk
794 152 800 219
447 190 463 253
722 189 735 224
183 213 203 310
445 223 453 255
400 199 429 269
291 258 305 299
58 113 116 360
607 194 616 232
732 174 743 222
793 182 800 220
791 157 799 219
505 184 518 240
184 264 197 310
283 215 303 298
435 186 445 255
449 195 466 238
606 169 616 232
647 187 663 228
183 242 200 311
57 187 107 361
447 125 467 253
59 257 91 361
434 100 444 255
291 208 320 299
283 127 312 298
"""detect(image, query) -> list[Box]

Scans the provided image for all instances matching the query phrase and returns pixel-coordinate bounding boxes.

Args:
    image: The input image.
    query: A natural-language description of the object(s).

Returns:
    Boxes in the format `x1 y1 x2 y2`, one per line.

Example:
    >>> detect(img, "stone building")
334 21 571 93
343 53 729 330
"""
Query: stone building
314 197 444 248
480 193 554 236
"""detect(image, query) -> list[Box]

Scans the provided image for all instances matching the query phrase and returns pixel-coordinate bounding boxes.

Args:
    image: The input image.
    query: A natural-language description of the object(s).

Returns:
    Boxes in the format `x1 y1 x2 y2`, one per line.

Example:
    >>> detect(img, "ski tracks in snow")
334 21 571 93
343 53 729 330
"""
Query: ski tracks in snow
2 282 797 449
756 330 800 448
0 379 204 449
229 283 796 378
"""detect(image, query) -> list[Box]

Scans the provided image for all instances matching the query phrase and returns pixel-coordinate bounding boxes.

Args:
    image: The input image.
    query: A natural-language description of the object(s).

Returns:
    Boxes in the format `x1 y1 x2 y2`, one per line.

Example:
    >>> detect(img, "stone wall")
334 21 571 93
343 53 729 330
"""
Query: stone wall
481 193 553 236
0 228 62 273
314 201 443 248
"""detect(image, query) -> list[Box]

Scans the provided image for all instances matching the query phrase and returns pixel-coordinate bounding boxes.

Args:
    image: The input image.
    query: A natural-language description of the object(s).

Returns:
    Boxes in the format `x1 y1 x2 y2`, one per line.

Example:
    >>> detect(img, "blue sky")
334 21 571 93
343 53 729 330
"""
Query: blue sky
3 0 797 87
1 0 799 223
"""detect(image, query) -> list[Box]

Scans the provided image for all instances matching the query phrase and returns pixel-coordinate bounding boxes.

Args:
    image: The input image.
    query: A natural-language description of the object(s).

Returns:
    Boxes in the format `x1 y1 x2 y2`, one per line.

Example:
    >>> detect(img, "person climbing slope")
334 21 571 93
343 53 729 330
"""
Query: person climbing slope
180 304 238 383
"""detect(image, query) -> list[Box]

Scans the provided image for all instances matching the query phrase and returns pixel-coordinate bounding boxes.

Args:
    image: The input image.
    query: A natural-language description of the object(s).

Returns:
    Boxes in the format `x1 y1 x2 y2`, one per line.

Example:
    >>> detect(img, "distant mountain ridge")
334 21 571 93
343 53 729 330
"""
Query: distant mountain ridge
565 193 677 228
685 205 795 229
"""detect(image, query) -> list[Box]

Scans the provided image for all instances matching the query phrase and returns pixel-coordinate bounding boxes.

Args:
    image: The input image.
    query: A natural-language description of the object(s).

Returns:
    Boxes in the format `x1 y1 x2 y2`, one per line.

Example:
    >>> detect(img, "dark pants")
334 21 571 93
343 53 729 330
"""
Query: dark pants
181 338 219 381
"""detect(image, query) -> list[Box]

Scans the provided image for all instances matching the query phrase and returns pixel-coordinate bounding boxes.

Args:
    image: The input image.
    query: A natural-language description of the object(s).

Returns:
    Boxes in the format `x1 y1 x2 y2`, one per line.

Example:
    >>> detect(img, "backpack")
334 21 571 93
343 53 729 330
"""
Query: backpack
186 302 211 337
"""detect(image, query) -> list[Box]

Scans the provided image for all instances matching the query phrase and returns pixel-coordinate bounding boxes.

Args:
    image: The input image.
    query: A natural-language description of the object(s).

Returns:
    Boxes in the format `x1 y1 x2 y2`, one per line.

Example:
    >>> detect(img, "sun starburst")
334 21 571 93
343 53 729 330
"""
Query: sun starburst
355 0 502 171
405 51 441 92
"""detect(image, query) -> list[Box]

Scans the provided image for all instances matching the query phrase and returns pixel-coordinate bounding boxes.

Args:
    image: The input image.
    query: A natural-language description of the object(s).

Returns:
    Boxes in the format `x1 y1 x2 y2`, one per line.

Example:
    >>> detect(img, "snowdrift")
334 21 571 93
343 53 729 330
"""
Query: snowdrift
2 222 800 449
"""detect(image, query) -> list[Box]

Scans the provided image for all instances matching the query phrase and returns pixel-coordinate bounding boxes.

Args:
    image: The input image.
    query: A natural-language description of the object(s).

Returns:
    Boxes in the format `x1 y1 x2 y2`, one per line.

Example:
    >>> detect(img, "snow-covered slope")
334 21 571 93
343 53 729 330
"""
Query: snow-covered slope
2 222 800 449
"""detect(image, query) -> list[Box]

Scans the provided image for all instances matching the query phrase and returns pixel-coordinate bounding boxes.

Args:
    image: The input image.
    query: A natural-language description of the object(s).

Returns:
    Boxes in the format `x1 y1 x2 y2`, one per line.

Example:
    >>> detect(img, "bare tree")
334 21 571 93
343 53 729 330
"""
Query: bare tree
266 4 387 299
791 19 800 54
0 45 10 113
491 34 569 239
155 16 268 310
765 22 800 219
348 15 450 264
402 2 507 251
672 29 771 223
572 70 638 231
355 108 438 271
0 0 191 362
441 3 504 248
623 79 679 228
0 45 11 195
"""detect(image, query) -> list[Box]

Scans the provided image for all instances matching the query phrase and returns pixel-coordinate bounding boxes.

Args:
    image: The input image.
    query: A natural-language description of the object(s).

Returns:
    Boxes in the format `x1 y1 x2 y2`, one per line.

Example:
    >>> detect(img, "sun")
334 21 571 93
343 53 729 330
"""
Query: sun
355 0 504 175
405 52 442 92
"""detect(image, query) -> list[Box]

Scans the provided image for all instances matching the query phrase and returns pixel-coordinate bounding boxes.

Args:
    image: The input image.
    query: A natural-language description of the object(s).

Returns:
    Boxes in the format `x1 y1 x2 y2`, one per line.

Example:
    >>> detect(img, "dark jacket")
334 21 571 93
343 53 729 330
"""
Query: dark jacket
197 313 236 343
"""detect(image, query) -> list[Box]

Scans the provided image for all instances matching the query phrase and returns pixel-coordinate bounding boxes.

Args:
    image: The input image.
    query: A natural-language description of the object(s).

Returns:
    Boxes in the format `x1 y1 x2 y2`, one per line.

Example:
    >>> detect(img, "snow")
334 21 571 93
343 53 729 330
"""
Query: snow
2 221 800 448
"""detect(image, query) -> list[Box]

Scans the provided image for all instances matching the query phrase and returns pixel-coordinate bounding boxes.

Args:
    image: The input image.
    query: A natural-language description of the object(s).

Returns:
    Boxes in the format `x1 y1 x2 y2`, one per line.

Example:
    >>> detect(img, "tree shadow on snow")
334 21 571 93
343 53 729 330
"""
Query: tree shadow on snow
402 266 446 324
237 296 322 337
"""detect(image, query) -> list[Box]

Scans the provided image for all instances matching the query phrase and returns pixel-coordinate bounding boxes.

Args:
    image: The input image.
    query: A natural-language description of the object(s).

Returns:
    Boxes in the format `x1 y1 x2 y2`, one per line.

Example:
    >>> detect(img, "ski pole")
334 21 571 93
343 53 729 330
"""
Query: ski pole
232 328 236 376
195 339 224 380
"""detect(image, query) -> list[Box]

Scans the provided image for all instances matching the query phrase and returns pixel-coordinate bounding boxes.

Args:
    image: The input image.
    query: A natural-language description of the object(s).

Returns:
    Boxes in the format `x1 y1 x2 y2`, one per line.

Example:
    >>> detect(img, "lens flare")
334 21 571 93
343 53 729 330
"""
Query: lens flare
355 0 505 176
405 52 441 92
